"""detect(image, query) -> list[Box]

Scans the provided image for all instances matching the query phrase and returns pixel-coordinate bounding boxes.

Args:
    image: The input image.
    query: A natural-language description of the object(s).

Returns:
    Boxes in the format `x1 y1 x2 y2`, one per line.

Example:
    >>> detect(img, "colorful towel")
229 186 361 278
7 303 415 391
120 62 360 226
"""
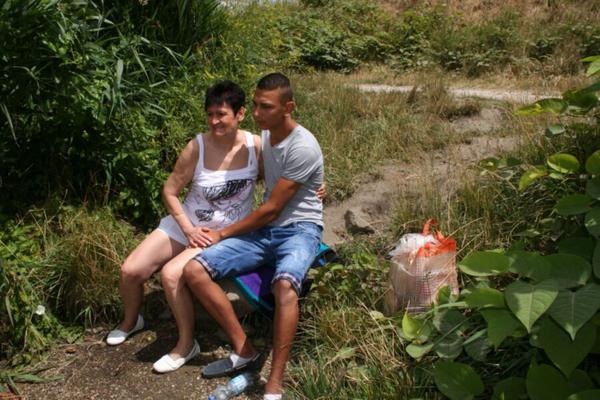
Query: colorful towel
230 243 337 317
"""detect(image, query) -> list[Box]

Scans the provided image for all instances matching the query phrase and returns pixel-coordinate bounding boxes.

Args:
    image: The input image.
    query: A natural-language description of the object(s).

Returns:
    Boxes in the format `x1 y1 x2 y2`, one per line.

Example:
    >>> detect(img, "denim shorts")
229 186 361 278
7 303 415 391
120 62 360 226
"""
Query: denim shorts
192 222 322 295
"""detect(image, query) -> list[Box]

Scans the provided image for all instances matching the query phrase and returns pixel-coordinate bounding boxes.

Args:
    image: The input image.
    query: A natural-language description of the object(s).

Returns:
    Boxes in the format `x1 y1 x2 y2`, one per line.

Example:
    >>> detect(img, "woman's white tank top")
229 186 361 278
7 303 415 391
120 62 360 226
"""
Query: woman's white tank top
181 131 258 230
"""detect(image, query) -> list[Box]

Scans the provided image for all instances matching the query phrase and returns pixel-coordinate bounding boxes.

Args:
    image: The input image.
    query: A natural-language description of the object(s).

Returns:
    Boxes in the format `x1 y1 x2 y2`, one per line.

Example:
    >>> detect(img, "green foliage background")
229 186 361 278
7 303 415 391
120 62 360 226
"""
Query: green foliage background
2 0 600 398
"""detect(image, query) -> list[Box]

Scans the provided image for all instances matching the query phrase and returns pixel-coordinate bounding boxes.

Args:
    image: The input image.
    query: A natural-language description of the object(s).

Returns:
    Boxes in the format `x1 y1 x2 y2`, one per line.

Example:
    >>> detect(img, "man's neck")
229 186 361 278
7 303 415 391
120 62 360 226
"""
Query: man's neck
269 119 298 146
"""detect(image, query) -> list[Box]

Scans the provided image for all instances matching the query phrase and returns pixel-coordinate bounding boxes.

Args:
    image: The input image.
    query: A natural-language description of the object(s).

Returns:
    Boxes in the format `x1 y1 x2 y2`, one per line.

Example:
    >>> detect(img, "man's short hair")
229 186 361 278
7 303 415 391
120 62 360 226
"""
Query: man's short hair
256 72 294 103
204 80 246 114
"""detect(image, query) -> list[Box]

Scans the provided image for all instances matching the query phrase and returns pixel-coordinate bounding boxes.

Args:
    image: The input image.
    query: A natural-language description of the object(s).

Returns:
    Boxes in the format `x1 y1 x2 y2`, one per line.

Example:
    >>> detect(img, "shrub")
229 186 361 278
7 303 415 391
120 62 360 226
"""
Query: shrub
0 0 227 227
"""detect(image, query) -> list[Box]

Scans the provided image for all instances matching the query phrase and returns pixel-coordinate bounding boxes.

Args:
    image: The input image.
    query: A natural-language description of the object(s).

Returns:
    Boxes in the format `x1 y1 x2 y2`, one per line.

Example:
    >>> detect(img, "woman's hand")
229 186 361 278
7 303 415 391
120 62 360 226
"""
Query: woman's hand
316 183 327 201
184 226 214 248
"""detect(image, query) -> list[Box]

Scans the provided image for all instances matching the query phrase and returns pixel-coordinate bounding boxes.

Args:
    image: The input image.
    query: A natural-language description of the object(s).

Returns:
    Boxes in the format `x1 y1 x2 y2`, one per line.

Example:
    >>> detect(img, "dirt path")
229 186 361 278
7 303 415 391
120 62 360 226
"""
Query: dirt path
17 315 270 400
15 84 535 400
322 107 519 244
353 83 558 103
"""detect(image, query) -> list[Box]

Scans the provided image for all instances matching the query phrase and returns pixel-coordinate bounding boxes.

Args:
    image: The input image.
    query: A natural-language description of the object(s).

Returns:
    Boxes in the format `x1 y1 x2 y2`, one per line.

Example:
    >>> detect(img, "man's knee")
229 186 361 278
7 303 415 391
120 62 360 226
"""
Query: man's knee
183 260 211 286
273 280 298 308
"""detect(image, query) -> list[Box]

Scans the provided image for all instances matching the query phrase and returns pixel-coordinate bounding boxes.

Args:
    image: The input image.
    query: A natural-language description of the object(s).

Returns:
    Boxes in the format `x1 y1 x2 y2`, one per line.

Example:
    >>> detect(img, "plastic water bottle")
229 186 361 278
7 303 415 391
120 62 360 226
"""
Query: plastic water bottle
207 372 255 400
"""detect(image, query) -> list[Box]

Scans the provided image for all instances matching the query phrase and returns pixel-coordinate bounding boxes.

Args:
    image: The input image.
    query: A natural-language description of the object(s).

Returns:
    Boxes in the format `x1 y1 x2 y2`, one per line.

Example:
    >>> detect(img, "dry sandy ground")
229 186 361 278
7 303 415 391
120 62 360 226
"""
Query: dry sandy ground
17 315 271 400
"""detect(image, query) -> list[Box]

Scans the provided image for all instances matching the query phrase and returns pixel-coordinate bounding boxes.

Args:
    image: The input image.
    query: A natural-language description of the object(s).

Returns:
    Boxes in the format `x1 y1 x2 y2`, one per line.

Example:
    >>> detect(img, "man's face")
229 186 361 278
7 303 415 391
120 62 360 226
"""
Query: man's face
206 103 244 136
252 88 289 130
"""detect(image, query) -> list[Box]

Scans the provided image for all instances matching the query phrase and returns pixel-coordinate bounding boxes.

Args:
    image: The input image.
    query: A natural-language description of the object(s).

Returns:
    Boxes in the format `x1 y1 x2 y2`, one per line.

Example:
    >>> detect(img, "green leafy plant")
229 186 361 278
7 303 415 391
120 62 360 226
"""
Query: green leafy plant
399 56 600 399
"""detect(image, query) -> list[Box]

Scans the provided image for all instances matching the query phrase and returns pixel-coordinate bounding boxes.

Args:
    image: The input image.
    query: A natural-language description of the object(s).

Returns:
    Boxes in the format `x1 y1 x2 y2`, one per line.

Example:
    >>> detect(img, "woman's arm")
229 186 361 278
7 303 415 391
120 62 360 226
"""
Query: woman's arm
162 138 204 247
253 134 264 181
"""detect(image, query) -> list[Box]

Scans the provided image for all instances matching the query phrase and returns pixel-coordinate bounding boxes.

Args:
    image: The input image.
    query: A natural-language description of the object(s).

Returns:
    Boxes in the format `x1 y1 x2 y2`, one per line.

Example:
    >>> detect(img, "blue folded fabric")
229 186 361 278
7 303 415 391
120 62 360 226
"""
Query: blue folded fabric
229 243 337 317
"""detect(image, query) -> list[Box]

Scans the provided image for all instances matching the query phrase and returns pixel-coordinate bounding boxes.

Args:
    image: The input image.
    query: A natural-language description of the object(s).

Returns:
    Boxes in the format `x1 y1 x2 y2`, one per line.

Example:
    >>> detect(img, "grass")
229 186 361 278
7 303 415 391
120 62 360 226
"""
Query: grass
292 71 492 200
38 206 142 326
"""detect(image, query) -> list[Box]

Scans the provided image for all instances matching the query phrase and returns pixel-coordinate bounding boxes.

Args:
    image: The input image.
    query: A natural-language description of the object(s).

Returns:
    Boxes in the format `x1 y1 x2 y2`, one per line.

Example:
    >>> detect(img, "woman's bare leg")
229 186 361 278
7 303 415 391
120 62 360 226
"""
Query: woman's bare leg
160 247 203 357
118 229 185 331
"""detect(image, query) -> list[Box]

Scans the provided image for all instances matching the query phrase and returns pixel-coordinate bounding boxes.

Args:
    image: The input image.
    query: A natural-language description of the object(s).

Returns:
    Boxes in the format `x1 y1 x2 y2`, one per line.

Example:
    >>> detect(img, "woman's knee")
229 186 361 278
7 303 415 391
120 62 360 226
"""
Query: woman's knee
120 256 153 284
161 261 184 289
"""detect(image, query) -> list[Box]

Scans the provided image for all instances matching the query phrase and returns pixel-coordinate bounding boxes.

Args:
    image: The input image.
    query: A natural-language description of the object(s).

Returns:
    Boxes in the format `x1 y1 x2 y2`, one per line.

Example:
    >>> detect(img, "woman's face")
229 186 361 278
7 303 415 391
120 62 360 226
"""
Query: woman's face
206 103 245 137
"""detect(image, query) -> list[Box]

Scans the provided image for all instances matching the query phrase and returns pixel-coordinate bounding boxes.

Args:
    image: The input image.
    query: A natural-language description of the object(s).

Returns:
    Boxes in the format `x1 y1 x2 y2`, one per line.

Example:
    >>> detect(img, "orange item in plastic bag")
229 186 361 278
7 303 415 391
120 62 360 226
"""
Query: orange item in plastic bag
384 219 459 315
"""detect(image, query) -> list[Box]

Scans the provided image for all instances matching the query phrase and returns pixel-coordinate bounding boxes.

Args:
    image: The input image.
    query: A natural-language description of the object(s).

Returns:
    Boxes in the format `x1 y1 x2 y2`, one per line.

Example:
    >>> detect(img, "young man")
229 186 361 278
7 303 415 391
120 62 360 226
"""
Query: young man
182 72 324 399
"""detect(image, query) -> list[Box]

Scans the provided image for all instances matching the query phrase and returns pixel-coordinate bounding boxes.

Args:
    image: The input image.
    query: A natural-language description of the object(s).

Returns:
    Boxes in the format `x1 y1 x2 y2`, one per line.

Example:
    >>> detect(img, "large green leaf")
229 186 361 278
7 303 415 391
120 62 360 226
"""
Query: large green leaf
568 370 595 393
526 364 570 400
545 123 566 137
538 318 597 376
548 153 580 174
464 332 490 362
517 98 566 115
505 280 559 332
435 331 464 359
549 283 600 340
481 309 522 348
558 237 595 262
594 241 600 279
464 287 505 308
508 250 552 280
433 309 467 334
555 194 594 216
492 377 527 400
587 177 600 200
433 360 484 400
519 166 547 191
563 90 599 115
586 150 600 175
458 251 509 277
585 58 600 76
402 312 432 342
585 208 600 238
567 390 600 400
545 254 592 289
406 342 433 359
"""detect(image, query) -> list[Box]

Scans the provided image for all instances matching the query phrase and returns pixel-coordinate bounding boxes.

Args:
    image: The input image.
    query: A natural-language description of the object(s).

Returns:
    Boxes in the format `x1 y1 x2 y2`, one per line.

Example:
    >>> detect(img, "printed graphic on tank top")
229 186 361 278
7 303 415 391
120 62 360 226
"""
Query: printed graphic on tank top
183 131 258 230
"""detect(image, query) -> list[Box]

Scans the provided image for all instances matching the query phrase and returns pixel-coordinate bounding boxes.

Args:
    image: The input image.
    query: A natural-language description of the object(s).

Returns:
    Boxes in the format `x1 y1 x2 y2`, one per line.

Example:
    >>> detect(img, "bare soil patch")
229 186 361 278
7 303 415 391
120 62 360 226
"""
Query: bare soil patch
323 106 518 244
17 316 271 400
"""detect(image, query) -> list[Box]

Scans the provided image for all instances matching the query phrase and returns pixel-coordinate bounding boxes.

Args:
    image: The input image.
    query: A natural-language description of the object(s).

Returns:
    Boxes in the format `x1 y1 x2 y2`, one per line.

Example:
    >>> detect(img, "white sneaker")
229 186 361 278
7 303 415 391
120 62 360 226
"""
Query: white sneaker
106 315 145 346
153 340 200 373
263 394 283 400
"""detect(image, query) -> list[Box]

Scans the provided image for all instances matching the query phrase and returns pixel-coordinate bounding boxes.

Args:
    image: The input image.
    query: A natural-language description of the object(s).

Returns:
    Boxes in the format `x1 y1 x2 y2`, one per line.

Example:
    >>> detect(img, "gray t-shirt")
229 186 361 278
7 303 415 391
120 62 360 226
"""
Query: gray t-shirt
262 124 324 227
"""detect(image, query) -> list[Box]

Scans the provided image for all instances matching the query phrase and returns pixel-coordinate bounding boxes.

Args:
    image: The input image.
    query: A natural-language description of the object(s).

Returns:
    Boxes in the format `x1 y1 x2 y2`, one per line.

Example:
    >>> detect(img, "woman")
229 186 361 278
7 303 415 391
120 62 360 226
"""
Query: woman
106 80 260 373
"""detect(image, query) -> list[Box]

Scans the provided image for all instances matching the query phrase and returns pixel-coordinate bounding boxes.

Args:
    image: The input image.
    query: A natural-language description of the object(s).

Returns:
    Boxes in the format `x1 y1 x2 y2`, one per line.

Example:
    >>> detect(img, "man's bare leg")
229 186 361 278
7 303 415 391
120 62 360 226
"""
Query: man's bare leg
265 280 299 395
182 259 256 358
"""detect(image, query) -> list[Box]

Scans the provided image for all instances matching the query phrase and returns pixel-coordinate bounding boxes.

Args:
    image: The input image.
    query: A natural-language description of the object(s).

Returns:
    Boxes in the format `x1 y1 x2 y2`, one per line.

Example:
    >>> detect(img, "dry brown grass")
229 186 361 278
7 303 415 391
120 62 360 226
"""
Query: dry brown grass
336 64 593 93
380 0 600 24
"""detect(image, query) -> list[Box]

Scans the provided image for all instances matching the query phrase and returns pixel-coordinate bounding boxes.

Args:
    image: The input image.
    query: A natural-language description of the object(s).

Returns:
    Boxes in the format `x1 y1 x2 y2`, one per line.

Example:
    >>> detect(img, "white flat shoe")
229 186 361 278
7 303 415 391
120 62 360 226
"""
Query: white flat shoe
106 315 145 346
153 340 200 373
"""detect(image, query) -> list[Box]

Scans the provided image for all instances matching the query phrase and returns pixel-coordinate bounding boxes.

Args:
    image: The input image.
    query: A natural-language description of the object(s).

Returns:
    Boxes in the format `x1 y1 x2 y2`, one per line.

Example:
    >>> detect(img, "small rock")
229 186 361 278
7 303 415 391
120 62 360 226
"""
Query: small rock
344 208 375 234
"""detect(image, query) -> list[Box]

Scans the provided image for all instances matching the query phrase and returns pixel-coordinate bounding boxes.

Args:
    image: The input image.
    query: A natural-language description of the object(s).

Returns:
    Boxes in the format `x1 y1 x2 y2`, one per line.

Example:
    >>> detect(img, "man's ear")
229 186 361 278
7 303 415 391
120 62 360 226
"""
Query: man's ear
236 106 246 122
284 100 295 115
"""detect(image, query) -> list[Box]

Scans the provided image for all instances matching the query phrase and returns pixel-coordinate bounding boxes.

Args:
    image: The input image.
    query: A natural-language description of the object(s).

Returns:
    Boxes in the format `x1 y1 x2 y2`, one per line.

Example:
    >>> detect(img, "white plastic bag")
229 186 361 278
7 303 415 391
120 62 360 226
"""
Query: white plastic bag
384 219 459 315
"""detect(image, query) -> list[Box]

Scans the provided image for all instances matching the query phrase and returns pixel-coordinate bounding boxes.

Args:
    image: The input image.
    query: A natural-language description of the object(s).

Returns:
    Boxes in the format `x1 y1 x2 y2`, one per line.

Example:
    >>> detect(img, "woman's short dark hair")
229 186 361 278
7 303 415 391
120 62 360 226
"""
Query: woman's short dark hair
204 80 246 114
